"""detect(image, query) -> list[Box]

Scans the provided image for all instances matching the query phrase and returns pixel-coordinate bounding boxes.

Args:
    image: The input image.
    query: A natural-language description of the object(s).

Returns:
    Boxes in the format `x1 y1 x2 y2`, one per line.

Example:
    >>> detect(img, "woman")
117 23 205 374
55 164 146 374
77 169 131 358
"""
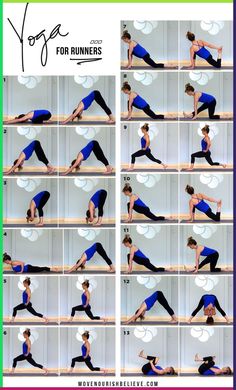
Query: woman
183 83 220 120
61 90 115 125
187 293 231 325
62 140 112 175
128 123 167 171
26 190 50 227
139 350 176 376
121 30 175 69
123 290 177 324
194 354 232 376
186 236 221 273
122 235 166 273
68 280 106 322
66 242 115 273
122 183 166 222
186 125 226 171
186 31 222 69
185 185 222 222
121 82 175 120
69 331 107 374
11 328 48 374
3 252 58 273
5 140 55 175
10 277 48 323
5 110 52 124
86 189 107 226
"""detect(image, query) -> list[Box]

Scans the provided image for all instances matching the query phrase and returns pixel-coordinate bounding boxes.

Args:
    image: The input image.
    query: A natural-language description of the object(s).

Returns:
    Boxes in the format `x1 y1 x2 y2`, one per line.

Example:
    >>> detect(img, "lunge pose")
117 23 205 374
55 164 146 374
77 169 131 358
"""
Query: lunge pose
139 350 176 376
183 83 220 120
185 185 222 222
187 293 230 325
61 90 115 124
86 189 107 226
62 140 112 175
194 354 232 376
3 253 58 273
26 190 51 227
5 110 52 124
186 236 222 273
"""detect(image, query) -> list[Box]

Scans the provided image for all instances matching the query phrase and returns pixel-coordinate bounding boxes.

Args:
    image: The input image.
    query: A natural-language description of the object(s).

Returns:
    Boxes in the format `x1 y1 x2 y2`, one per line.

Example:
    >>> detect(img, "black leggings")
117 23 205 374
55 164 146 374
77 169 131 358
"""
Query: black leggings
71 355 100 371
131 149 162 165
37 191 50 217
128 50 164 68
193 206 221 222
71 305 100 320
128 202 165 221
33 140 49 166
32 112 51 124
192 99 220 119
12 353 43 369
12 302 43 318
93 90 112 116
198 356 215 375
206 55 221 69
94 242 112 266
132 101 164 119
142 356 157 375
97 190 107 217
127 254 165 272
191 151 220 166
156 291 175 316
27 264 51 273
191 295 226 317
198 252 221 272
91 140 109 166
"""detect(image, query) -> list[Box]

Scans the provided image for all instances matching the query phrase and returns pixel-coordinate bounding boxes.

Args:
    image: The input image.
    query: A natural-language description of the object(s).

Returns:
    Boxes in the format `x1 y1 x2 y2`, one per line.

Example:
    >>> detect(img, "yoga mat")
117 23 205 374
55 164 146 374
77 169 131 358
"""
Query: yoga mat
121 219 179 224
121 117 178 122
121 66 178 70
121 271 179 275
4 172 58 176
121 373 178 377
179 322 232 326
3 121 59 126
121 169 178 173
121 321 178 325
61 373 115 377
62 121 115 126
179 271 233 275
181 168 232 172
4 373 58 377
64 270 115 275
180 219 233 224
4 322 59 326
59 223 115 228
60 321 115 325
3 271 63 275
59 172 115 177
4 224 58 228
179 118 233 121
181 66 233 70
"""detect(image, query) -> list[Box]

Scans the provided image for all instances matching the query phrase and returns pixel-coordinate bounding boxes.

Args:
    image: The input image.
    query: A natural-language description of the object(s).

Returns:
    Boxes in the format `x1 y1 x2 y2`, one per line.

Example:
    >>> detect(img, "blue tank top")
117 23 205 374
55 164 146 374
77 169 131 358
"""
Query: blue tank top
144 291 158 311
82 91 95 110
22 141 36 160
201 139 208 151
199 93 215 104
195 46 211 60
32 191 47 208
32 110 50 122
23 290 28 304
200 246 216 256
81 344 87 357
84 243 97 261
147 365 163 375
134 197 148 208
135 248 147 259
23 342 28 355
80 141 94 161
203 294 216 308
81 292 90 307
133 43 148 58
12 264 28 273
141 136 150 150
90 189 105 208
203 366 219 375
195 199 210 213
133 95 148 109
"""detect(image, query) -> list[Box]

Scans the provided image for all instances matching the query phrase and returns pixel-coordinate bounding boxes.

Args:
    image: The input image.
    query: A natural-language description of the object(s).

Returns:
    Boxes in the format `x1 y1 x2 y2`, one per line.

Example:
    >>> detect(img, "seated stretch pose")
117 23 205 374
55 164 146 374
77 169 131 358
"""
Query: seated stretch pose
122 235 167 273
61 90 115 125
62 140 112 175
5 140 55 175
121 82 175 120
5 110 52 124
122 183 167 222
183 83 220 120
68 280 106 322
86 189 107 226
194 354 232 376
11 328 48 375
188 293 230 325
186 124 226 171
185 185 222 222
186 236 221 273
186 31 223 69
128 123 167 171
124 290 177 324
66 242 115 273
3 252 58 273
10 277 48 323
139 350 176 376
69 331 107 374
26 190 51 227
121 30 175 69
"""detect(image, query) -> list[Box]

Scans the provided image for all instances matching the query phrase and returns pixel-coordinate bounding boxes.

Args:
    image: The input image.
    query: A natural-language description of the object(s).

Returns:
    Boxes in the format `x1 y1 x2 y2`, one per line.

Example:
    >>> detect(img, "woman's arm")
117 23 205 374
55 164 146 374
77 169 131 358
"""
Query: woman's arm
201 193 219 203
66 258 83 273
201 40 220 50
150 361 165 375
12 261 25 273
61 106 81 125
193 248 201 273
189 47 196 68
127 247 135 273
5 154 25 175
5 113 32 124
192 94 199 119
63 154 81 175
127 96 134 119
128 197 135 220
187 200 195 222
127 45 134 68
124 304 145 324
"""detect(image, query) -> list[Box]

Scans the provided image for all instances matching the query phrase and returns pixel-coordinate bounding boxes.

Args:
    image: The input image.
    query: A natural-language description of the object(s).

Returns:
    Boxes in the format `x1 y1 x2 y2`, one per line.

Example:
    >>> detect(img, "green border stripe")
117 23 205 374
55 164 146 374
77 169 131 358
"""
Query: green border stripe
2 0 234 3
0 0 3 386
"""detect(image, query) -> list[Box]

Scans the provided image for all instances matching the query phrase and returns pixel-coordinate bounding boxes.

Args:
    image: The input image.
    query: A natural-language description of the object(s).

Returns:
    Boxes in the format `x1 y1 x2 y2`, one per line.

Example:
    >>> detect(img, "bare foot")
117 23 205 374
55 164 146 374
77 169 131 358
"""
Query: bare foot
107 266 115 273
104 166 113 174
139 350 144 358
222 164 226 169
127 167 134 171
102 369 108 375
183 111 192 119
44 317 49 324
186 167 194 171
47 167 56 175
163 164 168 169
68 317 73 323
43 368 48 375
51 267 59 272
35 222 44 227
169 318 178 324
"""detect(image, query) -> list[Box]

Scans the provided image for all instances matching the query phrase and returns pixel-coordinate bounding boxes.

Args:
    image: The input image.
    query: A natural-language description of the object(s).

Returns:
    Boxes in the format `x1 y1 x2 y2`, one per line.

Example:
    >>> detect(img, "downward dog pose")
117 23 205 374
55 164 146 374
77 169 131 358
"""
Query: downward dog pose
122 235 167 273
186 236 222 273
26 190 51 227
3 253 58 273
69 331 107 374
121 82 175 120
11 329 48 375
121 30 175 69
68 280 106 322
5 110 52 124
139 350 176 376
186 31 223 69
194 354 232 376
86 189 107 226
187 293 230 325
5 140 55 175
183 83 221 120
124 290 177 324
122 183 167 222
10 277 48 323
186 125 226 170
66 242 115 273
185 185 222 222
62 140 112 175
128 123 167 171
61 90 115 125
